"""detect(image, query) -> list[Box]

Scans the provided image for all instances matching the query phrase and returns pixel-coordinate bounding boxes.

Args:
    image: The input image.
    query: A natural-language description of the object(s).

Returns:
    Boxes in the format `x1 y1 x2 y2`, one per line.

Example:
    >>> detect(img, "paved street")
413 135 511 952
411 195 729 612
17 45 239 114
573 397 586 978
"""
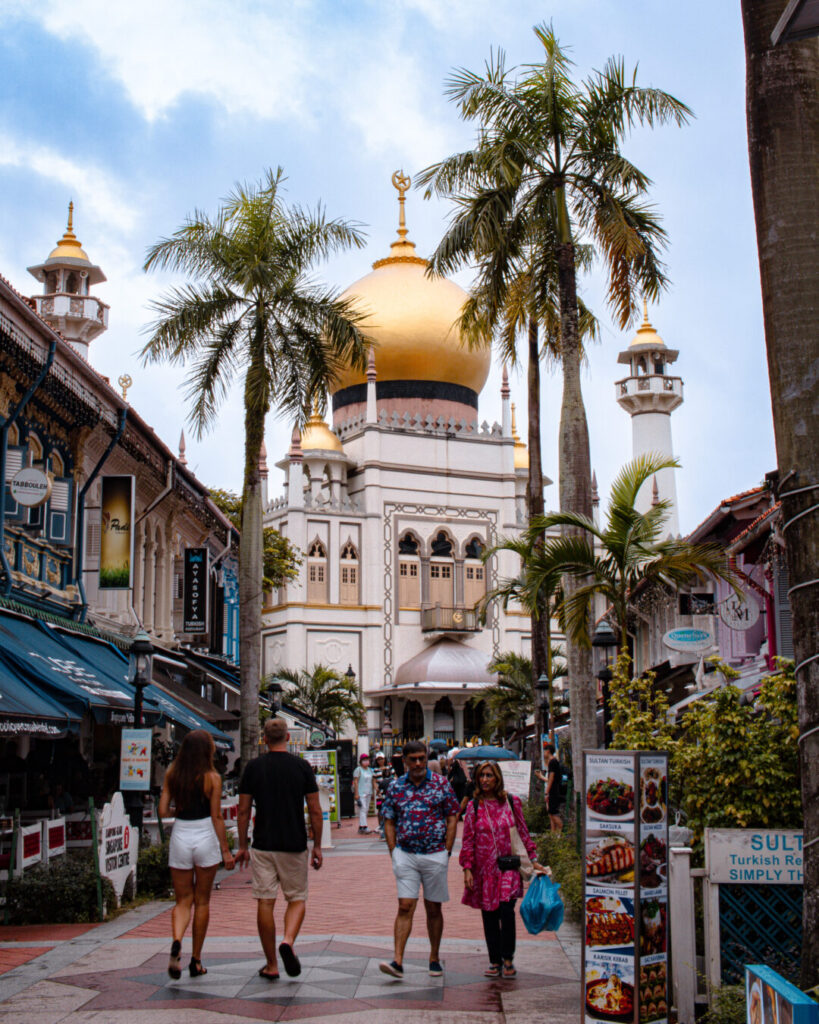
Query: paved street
0 818 581 1022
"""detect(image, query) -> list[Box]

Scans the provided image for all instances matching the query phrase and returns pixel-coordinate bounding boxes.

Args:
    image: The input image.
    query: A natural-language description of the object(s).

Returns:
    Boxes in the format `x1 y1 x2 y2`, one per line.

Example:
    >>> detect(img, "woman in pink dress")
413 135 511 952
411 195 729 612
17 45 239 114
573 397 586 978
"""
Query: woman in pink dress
459 760 548 978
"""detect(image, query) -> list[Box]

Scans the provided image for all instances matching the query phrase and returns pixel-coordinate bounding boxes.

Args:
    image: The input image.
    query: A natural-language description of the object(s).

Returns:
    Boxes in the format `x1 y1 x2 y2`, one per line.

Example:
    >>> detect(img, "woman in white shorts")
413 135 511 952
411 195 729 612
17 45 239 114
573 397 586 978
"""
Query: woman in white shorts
159 730 235 979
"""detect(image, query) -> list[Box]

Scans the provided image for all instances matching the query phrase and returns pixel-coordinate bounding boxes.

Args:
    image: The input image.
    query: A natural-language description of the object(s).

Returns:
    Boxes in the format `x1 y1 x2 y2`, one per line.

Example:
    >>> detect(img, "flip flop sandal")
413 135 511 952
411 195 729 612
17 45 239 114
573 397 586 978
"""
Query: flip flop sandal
258 967 280 981
278 942 301 977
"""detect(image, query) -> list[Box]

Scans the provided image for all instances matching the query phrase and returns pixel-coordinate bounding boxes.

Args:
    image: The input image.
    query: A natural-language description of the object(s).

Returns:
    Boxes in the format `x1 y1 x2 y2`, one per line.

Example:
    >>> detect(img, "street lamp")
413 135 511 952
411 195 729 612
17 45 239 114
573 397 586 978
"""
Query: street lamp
127 629 154 728
536 671 550 759
592 620 618 749
267 680 284 715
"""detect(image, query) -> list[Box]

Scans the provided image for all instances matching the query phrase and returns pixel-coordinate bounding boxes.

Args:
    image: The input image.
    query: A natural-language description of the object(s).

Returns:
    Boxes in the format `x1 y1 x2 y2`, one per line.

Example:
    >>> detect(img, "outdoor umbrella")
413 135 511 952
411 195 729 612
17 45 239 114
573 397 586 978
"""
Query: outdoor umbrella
453 745 518 761
428 739 449 752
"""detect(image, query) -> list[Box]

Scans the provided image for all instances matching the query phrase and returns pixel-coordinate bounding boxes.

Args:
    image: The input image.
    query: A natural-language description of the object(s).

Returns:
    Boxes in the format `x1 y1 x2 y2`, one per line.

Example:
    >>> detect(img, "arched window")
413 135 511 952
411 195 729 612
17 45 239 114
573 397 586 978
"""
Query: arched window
398 531 421 608
402 700 424 740
65 272 79 294
307 538 328 603
49 449 64 477
45 271 57 293
433 697 454 741
340 539 359 605
464 699 485 739
429 530 454 606
464 536 486 608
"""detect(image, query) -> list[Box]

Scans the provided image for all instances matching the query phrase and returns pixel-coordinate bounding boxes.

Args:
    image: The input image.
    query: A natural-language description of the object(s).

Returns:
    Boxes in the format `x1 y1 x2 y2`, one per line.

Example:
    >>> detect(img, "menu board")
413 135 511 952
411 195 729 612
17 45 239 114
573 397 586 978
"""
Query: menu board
583 751 669 1024
300 748 340 824
746 964 819 1024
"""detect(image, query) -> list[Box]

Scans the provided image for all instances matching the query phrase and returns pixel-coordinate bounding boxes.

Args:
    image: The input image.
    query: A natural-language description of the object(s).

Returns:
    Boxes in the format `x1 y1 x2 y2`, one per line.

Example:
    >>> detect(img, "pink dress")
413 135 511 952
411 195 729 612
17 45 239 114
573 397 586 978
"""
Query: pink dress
459 795 538 910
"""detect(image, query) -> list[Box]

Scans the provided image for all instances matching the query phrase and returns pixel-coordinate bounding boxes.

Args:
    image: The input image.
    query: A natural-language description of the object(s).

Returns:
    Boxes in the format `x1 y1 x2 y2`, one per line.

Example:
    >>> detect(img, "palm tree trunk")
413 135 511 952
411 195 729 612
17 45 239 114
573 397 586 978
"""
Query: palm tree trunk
742 0 819 987
526 317 549 761
556 241 597 786
239 341 267 769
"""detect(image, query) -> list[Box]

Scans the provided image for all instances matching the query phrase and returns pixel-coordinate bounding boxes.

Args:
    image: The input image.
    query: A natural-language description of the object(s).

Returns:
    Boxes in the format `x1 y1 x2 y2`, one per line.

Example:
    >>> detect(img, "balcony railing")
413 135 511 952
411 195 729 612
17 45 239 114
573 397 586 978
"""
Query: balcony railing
421 605 481 633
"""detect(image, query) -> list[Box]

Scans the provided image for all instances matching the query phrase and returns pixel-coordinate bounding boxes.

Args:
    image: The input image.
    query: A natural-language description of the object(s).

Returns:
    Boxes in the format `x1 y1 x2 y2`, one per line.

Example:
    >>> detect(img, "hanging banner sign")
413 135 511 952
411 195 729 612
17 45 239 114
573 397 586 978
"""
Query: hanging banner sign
718 593 761 631
183 547 209 633
99 476 134 590
119 728 152 791
662 627 714 653
10 467 52 507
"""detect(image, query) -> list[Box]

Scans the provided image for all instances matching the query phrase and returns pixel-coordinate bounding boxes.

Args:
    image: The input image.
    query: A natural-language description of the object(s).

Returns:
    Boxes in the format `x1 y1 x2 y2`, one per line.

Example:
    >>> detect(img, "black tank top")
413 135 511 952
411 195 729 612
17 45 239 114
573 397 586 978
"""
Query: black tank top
175 788 211 820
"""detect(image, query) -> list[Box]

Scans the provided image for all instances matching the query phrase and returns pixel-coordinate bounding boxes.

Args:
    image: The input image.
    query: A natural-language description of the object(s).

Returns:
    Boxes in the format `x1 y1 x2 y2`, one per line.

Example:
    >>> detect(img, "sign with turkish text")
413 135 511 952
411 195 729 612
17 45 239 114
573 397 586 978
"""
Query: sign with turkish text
662 627 714 653
718 593 761 631
99 476 134 590
705 829 803 885
98 792 139 903
183 547 209 633
10 467 52 507
119 728 152 791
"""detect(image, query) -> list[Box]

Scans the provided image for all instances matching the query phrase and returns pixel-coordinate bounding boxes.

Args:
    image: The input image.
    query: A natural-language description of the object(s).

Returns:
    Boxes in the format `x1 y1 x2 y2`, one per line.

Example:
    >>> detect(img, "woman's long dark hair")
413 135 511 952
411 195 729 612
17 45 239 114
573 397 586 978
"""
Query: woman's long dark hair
166 730 214 811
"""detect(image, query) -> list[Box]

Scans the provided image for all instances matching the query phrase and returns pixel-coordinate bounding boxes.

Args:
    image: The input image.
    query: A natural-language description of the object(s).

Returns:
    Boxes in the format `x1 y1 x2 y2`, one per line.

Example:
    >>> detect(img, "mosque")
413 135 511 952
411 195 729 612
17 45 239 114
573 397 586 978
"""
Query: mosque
261 174 684 746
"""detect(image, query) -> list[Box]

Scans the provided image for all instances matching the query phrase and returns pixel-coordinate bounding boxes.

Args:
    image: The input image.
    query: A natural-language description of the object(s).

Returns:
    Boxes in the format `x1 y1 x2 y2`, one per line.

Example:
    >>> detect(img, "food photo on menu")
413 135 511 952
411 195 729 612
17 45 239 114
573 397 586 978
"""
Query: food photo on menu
639 763 667 824
587 772 635 820
586 831 636 886
638 960 668 1022
639 897 667 955
585 954 635 1023
639 834 668 889
585 894 635 950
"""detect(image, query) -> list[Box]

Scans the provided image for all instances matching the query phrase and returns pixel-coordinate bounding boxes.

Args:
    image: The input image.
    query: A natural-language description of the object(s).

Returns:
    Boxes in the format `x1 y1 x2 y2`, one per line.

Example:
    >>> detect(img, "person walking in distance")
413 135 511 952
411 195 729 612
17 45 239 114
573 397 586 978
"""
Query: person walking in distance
379 741 460 980
373 751 394 839
353 752 374 834
158 730 235 979
535 743 564 834
460 761 548 978
236 718 323 981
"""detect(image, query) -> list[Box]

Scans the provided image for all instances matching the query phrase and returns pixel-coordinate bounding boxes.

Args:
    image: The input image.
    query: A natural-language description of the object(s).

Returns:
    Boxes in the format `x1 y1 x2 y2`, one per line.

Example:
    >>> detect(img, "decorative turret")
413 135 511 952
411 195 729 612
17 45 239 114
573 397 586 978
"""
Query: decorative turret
615 302 683 535
27 203 109 360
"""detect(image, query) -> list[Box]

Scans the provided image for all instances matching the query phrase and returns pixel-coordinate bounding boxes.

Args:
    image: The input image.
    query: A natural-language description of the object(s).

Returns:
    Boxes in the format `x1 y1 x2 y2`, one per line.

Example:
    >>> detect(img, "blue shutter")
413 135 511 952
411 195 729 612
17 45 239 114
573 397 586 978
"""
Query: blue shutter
47 477 74 546
4 445 28 521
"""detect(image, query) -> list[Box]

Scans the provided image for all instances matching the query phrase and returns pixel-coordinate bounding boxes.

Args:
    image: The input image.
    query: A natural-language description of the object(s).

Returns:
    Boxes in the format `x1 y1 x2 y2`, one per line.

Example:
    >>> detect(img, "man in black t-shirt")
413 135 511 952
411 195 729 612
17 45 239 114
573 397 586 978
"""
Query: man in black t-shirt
535 743 564 834
236 718 322 980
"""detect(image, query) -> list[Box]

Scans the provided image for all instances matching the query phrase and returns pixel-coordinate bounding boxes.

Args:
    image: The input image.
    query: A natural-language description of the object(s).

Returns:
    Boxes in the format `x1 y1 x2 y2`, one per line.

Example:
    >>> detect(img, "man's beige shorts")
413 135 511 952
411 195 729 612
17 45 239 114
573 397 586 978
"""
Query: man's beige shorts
250 848 309 901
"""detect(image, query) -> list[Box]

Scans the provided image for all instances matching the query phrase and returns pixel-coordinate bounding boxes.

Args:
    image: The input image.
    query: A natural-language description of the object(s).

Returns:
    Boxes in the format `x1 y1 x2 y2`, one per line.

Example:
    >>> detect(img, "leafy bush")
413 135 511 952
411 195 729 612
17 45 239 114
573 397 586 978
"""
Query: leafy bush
6 851 116 923
522 798 551 837
137 840 171 898
700 985 746 1024
535 826 584 921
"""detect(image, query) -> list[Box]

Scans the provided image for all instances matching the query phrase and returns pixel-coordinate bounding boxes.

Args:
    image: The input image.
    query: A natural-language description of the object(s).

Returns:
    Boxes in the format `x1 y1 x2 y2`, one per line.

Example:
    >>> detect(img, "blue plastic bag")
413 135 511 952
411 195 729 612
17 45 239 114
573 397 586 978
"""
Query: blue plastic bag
519 874 564 935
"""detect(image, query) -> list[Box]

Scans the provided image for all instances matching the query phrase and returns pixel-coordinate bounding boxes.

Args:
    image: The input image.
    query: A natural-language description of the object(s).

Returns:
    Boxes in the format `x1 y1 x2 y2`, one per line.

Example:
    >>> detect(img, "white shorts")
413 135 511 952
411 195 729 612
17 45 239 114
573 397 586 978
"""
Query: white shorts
168 817 221 870
392 847 450 903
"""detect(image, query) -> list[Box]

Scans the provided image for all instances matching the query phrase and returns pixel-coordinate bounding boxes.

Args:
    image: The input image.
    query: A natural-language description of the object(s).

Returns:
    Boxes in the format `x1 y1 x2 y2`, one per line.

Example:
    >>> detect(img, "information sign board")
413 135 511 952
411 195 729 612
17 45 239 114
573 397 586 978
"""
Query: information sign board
301 748 340 824
183 547 209 633
98 792 139 903
499 759 532 799
119 728 152 791
705 829 803 884
583 750 670 1024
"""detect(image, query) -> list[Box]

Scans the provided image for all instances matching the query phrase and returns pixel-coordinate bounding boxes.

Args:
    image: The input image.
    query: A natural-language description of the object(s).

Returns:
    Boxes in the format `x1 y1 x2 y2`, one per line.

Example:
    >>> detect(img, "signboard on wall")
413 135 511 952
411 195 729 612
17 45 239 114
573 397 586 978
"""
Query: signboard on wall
662 627 714 653
583 750 670 1024
99 476 134 590
183 547 209 633
719 593 761 631
10 467 52 507
705 829 803 885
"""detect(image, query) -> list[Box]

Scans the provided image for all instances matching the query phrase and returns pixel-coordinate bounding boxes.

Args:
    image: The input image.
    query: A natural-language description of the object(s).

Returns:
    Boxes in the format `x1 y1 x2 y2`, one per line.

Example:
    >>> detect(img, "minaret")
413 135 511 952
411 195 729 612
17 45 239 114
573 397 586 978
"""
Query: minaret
27 203 109 360
615 302 683 535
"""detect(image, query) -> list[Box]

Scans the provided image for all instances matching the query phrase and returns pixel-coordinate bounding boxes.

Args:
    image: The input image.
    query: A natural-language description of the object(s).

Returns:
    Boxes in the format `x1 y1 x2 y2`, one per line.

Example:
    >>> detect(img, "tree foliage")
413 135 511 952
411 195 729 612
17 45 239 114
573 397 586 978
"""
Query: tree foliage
609 650 676 752
481 650 566 742
274 664 365 734
209 487 302 590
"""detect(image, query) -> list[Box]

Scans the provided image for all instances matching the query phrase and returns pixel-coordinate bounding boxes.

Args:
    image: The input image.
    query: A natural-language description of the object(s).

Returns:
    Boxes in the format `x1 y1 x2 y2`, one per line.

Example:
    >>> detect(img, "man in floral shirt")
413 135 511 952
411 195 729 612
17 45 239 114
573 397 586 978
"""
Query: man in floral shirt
379 741 460 980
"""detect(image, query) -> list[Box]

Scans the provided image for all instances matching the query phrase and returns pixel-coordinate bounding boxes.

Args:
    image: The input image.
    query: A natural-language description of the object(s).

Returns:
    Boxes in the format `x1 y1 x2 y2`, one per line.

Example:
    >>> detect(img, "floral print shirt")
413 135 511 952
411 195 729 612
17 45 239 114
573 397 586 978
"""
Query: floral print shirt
381 769 460 854
459 794 537 910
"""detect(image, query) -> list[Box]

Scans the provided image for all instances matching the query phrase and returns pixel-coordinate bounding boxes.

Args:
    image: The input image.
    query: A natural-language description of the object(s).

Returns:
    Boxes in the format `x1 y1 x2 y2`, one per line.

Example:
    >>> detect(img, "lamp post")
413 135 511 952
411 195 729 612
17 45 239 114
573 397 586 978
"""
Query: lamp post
592 620 618 749
125 629 154 830
267 680 284 715
536 672 550 764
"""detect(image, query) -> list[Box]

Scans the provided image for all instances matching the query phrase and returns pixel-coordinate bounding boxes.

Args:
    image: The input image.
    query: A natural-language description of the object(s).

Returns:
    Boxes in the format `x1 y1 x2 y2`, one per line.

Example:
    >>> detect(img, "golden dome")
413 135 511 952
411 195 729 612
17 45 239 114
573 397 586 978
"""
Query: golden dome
330 173 491 396
628 300 666 349
48 202 90 263
511 404 529 470
301 407 343 453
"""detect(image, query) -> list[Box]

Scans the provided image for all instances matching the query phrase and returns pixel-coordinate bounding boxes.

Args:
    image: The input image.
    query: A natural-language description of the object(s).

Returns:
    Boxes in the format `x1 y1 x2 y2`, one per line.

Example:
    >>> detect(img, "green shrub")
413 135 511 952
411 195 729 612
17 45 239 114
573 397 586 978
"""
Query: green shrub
522 798 551 837
6 851 116 924
137 840 171 898
536 825 584 921
700 985 746 1024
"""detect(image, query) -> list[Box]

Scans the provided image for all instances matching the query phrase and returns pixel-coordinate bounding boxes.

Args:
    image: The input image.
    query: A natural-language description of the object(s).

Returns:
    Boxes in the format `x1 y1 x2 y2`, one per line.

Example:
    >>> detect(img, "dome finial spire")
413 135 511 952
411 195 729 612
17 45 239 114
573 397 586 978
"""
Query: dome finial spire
392 170 411 241
642 296 649 324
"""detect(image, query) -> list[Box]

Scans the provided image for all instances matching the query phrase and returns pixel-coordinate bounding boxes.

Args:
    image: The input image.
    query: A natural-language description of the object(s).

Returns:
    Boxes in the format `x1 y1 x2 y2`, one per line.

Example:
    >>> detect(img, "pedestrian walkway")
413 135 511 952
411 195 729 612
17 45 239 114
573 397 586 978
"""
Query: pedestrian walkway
0 817 581 1022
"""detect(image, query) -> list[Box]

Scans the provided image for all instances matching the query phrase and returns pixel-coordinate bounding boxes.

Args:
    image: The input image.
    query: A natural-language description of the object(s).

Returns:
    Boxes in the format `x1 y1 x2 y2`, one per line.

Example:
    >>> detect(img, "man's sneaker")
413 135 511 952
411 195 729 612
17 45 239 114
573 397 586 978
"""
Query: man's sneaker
429 960 444 977
379 960 404 979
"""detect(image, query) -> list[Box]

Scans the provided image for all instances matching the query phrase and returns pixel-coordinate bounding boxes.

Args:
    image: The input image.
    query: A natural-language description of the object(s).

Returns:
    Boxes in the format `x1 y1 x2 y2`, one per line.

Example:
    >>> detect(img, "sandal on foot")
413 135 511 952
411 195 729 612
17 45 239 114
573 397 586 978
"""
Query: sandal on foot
189 957 207 977
278 942 301 977
484 964 501 978
258 967 280 981
168 940 182 979
502 962 517 978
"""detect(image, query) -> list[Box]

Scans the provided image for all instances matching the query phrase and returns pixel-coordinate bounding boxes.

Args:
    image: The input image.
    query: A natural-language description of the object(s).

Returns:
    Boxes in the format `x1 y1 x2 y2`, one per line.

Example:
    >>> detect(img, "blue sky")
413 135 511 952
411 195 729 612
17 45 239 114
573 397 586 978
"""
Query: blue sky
0 0 775 532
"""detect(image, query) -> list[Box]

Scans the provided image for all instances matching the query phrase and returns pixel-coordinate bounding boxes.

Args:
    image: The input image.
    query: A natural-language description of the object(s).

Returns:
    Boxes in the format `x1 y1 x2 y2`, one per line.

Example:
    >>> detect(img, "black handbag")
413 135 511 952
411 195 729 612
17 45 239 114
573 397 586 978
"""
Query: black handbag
496 854 522 871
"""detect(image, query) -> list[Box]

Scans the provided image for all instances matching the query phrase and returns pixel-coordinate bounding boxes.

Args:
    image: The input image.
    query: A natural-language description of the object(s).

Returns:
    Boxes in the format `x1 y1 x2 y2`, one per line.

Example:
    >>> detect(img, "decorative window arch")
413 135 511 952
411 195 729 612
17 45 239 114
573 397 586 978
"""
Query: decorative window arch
398 531 421 608
26 432 43 462
464 535 487 607
339 538 359 605
49 449 65 477
307 537 328 603
430 530 454 557
428 529 455 607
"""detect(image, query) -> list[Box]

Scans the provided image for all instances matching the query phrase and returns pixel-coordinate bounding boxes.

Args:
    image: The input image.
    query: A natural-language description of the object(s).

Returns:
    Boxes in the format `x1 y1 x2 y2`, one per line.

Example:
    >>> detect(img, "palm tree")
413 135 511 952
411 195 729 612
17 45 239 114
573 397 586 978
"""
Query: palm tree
525 454 738 654
274 664 365 735
483 650 567 746
419 25 691 765
741 1 819 988
141 170 369 767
